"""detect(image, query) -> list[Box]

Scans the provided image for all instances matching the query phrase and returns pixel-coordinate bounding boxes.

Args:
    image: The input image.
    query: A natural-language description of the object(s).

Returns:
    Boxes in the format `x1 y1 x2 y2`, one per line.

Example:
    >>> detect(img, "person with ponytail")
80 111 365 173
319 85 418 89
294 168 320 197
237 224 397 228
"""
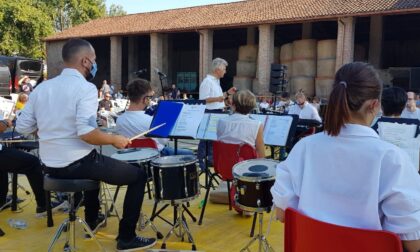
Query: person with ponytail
270 62 420 252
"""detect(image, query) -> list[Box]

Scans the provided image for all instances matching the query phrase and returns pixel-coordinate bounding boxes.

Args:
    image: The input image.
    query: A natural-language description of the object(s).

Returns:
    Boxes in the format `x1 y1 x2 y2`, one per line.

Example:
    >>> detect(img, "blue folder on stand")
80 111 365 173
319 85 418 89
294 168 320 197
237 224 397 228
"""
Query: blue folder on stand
149 101 183 137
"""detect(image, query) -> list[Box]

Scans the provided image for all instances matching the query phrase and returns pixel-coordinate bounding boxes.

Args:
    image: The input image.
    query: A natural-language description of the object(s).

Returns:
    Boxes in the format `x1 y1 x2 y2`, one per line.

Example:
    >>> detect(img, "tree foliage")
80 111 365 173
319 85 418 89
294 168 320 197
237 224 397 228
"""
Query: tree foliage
0 0 54 58
0 0 121 58
108 4 126 17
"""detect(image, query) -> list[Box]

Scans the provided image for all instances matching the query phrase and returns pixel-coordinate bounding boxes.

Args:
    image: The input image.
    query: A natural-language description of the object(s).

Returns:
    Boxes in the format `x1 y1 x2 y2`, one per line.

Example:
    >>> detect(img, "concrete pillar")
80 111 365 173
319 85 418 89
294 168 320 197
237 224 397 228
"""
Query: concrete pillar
368 15 383 68
110 36 122 90
247 27 257 45
46 40 66 79
150 33 164 95
162 34 171 84
127 36 139 82
336 17 355 71
302 23 312 39
199 30 213 82
256 24 275 95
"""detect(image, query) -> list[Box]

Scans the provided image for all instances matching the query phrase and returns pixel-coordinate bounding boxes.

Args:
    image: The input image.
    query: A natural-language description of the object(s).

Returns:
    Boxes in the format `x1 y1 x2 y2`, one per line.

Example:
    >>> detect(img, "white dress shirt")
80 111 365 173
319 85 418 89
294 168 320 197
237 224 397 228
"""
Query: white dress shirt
116 110 167 151
217 113 261 147
271 124 420 240
16 69 98 168
288 101 321 122
199 74 224 110
401 108 420 120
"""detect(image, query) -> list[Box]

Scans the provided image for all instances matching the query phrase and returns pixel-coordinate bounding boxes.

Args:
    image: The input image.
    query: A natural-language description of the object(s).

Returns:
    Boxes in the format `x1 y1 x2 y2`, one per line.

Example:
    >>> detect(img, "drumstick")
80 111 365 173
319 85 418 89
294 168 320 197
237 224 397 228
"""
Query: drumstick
129 123 166 141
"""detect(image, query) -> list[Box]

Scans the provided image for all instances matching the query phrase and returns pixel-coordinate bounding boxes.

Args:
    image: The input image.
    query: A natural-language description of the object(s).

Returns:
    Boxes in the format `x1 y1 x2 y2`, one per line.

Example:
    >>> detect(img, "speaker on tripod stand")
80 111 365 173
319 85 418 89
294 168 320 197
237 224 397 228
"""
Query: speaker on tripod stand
269 64 288 110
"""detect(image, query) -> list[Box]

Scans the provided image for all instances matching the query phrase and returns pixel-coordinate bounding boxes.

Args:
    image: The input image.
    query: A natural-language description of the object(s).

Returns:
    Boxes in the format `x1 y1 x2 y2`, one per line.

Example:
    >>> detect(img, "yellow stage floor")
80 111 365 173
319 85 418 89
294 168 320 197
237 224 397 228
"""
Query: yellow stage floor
0 176 285 252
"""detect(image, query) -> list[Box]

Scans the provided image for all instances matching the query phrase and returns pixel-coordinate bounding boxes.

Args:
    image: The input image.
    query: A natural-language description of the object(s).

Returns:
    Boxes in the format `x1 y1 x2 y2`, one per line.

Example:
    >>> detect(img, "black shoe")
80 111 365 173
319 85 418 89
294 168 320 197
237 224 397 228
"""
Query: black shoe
117 236 157 251
85 213 106 238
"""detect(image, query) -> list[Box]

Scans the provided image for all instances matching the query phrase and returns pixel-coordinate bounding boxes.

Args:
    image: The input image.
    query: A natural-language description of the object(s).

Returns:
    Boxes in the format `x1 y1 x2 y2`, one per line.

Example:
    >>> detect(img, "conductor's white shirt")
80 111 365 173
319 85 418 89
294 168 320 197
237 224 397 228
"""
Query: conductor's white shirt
217 113 261 147
288 102 321 122
270 124 420 240
199 74 224 110
16 68 97 168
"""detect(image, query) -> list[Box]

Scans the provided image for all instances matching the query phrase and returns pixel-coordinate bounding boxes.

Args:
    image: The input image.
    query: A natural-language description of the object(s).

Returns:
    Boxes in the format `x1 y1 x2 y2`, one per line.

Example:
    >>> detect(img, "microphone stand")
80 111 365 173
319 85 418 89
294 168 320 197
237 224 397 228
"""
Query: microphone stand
158 74 166 97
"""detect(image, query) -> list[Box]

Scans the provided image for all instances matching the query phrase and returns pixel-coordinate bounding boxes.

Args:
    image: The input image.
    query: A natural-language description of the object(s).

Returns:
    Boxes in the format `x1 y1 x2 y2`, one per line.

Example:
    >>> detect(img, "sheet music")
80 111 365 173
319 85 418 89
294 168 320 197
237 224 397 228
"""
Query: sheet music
263 115 293 146
172 103 206 138
196 113 210 139
202 113 229 140
378 122 419 169
0 97 15 119
378 122 417 146
250 114 268 127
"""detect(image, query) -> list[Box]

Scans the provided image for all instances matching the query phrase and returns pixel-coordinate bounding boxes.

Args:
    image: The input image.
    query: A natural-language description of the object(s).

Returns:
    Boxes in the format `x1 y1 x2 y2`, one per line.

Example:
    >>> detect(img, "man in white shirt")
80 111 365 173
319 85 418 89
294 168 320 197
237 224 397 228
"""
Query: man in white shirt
401 91 420 120
16 39 156 251
288 92 322 122
116 79 193 156
198 58 236 170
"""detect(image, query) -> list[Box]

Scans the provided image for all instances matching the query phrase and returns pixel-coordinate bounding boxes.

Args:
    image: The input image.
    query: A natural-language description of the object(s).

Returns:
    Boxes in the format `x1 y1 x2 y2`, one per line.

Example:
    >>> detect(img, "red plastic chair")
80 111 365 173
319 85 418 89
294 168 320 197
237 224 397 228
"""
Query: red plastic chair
128 138 158 149
285 208 403 252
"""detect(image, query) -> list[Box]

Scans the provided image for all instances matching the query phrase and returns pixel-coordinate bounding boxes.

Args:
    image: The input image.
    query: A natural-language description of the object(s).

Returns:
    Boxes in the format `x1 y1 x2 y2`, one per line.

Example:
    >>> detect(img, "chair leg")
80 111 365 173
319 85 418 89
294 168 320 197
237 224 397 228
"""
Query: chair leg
46 191 54 227
146 181 152 200
250 212 257 237
227 180 232 211
109 185 120 213
198 174 214 225
11 172 18 211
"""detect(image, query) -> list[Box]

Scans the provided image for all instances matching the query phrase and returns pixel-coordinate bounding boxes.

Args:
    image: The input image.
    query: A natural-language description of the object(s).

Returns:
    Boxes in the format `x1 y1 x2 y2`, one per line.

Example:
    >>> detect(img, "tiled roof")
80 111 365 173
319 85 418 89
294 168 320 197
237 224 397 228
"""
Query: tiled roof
45 0 420 41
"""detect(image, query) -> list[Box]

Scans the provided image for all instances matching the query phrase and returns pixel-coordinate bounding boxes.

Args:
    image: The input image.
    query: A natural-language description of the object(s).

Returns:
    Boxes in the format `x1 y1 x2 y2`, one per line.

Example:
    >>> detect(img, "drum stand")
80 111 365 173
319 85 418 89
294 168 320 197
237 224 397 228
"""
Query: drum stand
161 203 197 251
99 182 120 223
240 212 274 252
138 212 163 239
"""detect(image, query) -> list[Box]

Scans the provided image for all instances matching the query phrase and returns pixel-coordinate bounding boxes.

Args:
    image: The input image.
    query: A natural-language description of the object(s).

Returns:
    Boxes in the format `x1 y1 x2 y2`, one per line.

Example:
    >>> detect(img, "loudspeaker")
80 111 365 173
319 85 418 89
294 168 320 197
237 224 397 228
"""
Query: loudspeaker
269 64 287 94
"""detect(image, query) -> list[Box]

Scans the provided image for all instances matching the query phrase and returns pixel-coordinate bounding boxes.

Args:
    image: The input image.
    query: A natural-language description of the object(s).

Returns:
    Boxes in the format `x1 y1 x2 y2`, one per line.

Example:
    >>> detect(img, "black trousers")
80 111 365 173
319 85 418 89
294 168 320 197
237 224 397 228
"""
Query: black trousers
0 147 45 208
44 150 147 241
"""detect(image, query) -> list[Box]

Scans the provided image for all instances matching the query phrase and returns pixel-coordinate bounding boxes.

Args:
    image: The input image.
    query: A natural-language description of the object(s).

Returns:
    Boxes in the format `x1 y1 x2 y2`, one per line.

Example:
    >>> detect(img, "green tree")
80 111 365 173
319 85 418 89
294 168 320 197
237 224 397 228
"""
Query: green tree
39 0 107 32
0 0 54 58
108 4 126 17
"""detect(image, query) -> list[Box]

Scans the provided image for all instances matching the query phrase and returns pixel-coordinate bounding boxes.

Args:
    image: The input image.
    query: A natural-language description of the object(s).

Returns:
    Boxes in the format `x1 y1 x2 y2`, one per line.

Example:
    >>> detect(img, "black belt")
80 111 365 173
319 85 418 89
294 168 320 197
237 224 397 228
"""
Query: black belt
43 149 96 174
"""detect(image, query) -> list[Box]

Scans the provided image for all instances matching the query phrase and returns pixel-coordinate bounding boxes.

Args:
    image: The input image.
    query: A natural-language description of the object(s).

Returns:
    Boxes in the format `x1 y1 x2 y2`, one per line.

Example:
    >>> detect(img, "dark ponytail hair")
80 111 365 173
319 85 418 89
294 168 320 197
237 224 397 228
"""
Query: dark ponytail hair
324 62 382 136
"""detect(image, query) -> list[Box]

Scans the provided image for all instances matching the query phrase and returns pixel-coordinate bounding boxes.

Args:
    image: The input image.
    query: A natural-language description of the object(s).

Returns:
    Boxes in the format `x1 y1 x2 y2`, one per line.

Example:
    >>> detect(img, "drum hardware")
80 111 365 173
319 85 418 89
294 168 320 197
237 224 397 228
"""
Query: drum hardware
150 155 199 249
233 159 279 252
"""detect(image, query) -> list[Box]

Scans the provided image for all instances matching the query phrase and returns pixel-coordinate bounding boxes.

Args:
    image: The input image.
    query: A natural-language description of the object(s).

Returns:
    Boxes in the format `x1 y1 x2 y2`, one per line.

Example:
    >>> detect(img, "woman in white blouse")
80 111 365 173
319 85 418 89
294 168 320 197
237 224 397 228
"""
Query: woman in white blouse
217 89 265 158
270 62 420 252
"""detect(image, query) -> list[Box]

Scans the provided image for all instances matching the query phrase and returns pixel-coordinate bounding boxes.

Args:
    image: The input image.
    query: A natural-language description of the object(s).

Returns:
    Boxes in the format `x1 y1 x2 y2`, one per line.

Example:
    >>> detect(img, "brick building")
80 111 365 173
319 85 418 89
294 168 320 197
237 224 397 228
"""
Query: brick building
44 0 420 97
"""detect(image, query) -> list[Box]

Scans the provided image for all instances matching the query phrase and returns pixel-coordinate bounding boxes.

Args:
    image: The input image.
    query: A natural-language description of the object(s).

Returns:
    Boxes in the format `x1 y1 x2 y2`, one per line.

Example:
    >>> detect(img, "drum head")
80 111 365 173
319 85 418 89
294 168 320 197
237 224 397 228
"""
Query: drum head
111 148 159 163
233 159 278 180
151 155 197 167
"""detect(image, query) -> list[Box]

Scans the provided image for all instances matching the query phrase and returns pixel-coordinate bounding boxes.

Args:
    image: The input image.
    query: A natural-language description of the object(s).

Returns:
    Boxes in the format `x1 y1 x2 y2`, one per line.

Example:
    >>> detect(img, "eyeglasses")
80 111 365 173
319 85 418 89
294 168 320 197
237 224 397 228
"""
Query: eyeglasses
144 95 154 100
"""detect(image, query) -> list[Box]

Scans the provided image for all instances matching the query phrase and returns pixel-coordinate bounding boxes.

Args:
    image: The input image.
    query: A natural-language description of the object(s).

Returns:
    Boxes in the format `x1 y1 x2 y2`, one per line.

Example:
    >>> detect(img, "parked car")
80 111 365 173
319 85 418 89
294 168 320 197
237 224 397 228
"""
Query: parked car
0 56 44 93
0 65 11 96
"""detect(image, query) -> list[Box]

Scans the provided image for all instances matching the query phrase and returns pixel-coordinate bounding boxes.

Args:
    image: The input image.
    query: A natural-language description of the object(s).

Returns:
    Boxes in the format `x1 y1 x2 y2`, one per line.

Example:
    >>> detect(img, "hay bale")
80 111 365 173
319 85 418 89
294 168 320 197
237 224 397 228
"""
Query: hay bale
236 61 256 77
315 77 335 99
291 76 315 97
239 45 258 62
317 58 336 78
280 43 293 63
317 39 337 59
292 59 316 77
292 39 317 59
233 76 253 91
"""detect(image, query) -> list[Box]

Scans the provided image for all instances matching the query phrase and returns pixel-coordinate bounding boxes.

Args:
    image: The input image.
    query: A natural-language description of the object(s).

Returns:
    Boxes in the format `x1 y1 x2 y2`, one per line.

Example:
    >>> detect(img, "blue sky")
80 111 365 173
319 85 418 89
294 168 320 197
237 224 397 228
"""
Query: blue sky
106 0 243 14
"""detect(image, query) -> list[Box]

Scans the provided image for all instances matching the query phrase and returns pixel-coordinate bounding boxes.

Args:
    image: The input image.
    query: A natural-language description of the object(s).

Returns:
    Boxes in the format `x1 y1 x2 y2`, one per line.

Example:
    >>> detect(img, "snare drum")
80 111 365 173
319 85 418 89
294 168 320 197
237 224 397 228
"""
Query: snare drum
111 148 160 164
233 159 278 212
151 155 199 202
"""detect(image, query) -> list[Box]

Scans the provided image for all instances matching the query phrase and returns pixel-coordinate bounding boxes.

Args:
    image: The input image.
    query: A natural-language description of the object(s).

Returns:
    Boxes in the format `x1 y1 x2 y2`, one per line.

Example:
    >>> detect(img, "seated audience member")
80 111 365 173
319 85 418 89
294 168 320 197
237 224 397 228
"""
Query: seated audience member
116 78 193 156
0 119 64 215
401 91 420 120
217 89 265 158
288 92 322 122
271 62 420 252
311 96 321 112
15 93 28 111
372 87 419 133
99 92 113 111
259 97 270 112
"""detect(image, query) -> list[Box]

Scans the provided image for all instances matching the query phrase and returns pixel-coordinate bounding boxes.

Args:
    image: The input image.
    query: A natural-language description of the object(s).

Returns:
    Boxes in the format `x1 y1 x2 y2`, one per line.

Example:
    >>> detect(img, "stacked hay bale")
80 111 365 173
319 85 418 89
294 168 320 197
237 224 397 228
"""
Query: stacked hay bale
290 39 317 97
279 43 293 91
316 39 337 99
233 45 258 91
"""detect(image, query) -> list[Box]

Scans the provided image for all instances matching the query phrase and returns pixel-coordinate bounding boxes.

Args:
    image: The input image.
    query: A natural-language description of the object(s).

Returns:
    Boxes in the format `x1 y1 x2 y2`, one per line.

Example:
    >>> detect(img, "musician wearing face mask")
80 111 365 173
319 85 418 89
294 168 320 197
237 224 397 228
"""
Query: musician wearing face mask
16 39 156 251
288 91 321 122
